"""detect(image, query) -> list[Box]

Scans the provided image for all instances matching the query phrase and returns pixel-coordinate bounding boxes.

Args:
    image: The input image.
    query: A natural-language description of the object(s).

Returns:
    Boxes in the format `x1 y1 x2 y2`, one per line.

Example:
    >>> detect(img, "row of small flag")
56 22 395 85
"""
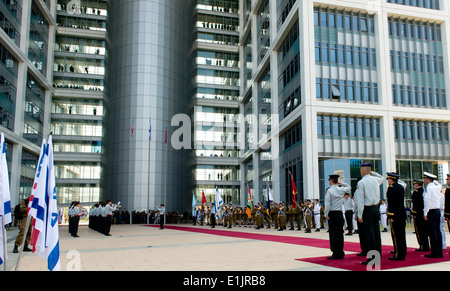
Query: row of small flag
131 119 168 144
191 175 299 221
0 133 60 271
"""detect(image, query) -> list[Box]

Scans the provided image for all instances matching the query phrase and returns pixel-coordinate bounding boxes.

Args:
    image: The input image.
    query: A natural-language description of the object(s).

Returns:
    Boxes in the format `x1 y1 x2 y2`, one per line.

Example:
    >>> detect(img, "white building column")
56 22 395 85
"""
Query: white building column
299 0 320 201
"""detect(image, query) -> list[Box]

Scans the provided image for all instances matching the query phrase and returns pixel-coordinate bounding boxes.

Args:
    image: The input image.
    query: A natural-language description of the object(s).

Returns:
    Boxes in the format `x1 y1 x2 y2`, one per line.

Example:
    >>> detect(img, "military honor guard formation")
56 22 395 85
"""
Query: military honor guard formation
193 162 450 266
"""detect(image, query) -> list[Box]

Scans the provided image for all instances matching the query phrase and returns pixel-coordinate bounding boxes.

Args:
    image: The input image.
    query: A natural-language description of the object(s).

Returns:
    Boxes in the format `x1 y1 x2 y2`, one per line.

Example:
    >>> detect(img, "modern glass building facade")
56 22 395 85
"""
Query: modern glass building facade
193 0 242 205
51 0 106 205
240 0 450 206
0 0 55 208
1 0 450 212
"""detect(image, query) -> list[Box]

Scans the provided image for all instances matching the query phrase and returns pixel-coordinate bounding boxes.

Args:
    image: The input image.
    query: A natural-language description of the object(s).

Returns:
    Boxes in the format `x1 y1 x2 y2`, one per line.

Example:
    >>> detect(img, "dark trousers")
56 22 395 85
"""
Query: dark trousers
360 206 382 257
328 211 345 258
390 219 407 259
104 216 112 235
69 216 80 236
210 213 216 228
413 215 430 251
160 215 164 229
99 217 105 234
357 220 367 255
427 209 443 257
345 211 353 232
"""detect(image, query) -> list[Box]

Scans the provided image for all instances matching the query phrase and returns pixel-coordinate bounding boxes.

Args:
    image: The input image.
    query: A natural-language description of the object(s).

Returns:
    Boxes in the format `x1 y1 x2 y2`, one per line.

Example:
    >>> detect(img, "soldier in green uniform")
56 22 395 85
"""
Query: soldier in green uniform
222 205 228 227
200 206 205 226
264 203 271 229
254 202 261 229
237 207 242 227
278 202 287 231
227 203 233 228
287 204 295 230
13 198 32 253
304 200 312 233
295 203 303 230
271 202 279 229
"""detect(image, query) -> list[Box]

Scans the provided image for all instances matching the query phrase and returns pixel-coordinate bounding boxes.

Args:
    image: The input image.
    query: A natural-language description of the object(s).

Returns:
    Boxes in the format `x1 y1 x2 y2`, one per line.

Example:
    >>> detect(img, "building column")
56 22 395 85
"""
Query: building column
299 0 320 201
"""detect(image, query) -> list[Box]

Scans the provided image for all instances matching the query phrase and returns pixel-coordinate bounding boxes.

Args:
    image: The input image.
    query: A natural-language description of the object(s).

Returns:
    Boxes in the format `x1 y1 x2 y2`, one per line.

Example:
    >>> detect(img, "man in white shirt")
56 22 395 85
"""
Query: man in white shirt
325 175 351 259
157 204 165 229
313 200 321 232
379 200 388 232
423 172 443 258
103 200 117 236
354 163 385 265
343 193 354 236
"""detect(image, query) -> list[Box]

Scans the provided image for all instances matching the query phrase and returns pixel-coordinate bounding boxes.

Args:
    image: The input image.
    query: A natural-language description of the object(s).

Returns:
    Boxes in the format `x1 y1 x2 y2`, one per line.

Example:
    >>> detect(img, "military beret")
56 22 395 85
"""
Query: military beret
361 162 372 167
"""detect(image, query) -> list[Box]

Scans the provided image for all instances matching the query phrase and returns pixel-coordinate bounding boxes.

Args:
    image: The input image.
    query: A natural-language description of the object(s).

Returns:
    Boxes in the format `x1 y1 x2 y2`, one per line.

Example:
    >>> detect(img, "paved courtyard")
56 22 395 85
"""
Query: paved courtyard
3 222 450 272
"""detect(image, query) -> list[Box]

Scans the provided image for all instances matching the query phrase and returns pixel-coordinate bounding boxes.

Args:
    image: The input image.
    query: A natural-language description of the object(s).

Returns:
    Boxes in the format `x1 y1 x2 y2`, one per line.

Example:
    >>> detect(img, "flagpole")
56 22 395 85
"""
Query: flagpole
163 121 168 225
15 214 32 271
147 119 151 225
2 215 6 271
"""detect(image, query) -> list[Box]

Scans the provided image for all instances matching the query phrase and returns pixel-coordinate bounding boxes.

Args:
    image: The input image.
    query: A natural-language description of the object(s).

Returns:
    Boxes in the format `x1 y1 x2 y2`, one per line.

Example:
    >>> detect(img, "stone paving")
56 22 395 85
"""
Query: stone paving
3 223 450 272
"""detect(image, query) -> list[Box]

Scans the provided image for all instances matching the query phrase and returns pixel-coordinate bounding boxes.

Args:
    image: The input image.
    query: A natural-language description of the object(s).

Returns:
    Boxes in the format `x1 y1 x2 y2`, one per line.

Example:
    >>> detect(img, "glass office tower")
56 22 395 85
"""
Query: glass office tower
240 0 450 205
192 0 241 206
51 0 106 206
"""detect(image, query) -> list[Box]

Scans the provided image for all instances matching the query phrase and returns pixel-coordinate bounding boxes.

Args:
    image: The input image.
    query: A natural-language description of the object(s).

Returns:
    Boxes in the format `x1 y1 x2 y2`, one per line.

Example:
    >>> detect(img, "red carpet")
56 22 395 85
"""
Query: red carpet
146 225 450 271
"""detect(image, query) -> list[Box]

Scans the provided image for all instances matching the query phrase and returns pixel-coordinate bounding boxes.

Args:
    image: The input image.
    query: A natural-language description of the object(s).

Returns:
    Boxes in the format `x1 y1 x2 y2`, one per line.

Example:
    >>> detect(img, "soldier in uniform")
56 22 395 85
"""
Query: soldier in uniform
13 198 32 253
295 202 303 230
69 201 81 237
386 173 407 261
411 179 430 252
236 207 242 226
304 200 312 233
313 199 321 232
271 202 279 229
254 202 263 229
278 202 287 231
227 203 233 228
287 204 295 230
325 174 351 260
423 172 443 258
343 193 354 235
222 205 228 227
264 203 271 229
210 203 216 228
200 206 205 226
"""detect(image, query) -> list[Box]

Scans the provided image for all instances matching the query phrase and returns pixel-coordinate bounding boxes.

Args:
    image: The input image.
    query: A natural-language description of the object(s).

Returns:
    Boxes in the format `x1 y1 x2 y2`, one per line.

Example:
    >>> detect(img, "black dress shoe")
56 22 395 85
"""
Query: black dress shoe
327 256 344 260
388 257 405 261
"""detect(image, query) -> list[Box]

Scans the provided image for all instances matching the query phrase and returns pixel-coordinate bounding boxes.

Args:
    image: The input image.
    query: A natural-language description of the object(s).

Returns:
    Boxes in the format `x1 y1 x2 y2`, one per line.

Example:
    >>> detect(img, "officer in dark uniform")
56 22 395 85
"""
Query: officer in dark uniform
386 172 407 261
411 179 429 252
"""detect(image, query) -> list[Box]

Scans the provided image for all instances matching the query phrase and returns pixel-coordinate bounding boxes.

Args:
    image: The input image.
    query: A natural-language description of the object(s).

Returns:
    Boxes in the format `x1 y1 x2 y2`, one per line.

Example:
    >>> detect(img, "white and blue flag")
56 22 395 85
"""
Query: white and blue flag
192 192 197 216
214 186 223 218
0 133 11 266
29 136 60 271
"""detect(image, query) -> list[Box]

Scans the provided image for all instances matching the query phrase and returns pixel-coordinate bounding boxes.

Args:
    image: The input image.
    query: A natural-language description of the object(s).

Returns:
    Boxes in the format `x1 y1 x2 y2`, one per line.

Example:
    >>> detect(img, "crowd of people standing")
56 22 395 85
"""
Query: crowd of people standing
191 163 450 265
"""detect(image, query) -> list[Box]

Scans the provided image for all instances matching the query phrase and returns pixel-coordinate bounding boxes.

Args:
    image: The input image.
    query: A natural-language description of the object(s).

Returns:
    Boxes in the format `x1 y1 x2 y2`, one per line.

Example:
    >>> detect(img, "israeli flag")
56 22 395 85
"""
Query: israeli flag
214 186 223 215
0 133 11 266
29 136 60 271
192 192 197 216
